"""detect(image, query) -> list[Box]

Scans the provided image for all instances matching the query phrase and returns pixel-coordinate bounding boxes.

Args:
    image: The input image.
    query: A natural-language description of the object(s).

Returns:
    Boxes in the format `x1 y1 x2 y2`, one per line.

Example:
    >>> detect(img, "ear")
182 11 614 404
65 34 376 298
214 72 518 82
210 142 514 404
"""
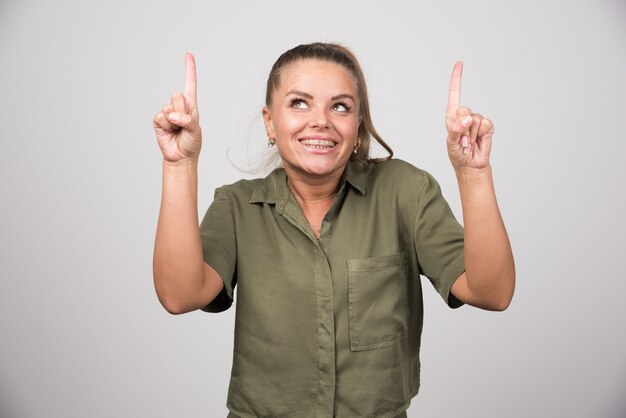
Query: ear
262 106 275 139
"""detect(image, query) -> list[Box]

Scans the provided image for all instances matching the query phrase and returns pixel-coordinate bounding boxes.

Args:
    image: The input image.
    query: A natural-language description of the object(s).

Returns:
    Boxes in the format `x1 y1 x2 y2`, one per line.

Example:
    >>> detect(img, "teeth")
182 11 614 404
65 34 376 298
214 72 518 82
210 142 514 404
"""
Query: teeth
300 139 335 147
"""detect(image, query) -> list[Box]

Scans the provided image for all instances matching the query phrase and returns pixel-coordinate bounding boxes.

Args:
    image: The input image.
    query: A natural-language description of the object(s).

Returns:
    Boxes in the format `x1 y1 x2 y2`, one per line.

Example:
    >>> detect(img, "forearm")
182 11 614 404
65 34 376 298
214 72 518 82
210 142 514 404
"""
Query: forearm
456 165 515 309
153 158 206 314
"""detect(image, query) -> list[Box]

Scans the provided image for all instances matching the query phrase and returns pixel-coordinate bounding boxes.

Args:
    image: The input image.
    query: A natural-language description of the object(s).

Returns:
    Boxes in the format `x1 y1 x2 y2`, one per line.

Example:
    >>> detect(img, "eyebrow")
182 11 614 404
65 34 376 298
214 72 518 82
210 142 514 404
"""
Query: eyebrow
330 93 356 102
285 90 313 99
284 90 356 102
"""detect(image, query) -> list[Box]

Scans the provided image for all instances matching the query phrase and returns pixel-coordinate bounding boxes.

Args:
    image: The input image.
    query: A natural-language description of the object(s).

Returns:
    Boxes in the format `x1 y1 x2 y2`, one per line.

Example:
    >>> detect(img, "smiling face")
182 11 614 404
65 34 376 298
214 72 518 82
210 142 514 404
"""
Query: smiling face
263 59 361 181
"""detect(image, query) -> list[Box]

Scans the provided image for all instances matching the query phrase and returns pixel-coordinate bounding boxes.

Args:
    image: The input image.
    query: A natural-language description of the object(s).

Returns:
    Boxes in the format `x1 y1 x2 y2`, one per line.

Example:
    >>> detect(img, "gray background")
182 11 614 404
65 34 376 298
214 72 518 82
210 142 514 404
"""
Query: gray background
1 0 625 417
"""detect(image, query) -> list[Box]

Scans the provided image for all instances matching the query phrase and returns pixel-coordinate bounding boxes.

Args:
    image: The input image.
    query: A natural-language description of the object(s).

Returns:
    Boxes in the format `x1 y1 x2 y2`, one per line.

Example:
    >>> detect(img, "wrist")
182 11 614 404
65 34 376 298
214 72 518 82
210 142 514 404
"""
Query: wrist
162 157 199 179
454 164 492 182
163 156 199 169
454 165 495 194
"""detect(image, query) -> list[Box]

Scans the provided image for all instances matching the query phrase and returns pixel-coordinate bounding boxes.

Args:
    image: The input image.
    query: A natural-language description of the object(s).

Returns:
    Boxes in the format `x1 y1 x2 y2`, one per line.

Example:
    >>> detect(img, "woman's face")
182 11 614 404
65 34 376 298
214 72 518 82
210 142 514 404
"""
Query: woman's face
263 59 361 181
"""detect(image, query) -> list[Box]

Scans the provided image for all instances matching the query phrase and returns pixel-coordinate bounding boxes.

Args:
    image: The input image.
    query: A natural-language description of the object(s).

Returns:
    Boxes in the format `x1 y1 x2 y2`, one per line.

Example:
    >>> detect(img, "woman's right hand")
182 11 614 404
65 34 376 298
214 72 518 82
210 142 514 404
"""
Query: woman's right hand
153 53 202 162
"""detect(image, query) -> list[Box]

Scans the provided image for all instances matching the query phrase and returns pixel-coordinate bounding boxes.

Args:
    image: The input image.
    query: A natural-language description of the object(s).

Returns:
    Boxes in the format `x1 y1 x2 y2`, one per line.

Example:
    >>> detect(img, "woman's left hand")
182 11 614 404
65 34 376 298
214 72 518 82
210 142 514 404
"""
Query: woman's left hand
445 62 494 172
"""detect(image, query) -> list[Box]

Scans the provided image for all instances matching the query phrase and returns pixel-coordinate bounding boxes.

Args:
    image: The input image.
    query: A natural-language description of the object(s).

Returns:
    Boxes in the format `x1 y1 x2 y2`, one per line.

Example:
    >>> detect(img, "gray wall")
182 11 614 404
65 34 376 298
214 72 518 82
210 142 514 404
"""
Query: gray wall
1 1 625 417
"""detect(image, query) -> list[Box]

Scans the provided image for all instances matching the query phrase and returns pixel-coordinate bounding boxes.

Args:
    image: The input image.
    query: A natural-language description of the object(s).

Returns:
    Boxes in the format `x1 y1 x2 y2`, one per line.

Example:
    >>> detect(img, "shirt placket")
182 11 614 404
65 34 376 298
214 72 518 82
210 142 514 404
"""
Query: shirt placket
276 196 336 418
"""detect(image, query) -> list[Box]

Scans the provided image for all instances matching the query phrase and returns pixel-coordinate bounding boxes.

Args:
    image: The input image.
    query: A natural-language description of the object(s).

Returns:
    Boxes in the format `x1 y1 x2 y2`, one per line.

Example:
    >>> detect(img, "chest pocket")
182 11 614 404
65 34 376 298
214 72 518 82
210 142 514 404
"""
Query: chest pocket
347 252 409 351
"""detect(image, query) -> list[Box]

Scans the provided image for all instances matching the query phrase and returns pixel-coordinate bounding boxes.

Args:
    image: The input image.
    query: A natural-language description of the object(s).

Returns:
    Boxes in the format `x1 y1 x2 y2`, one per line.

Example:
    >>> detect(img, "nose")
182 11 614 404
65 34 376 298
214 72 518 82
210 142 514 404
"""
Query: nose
309 109 332 129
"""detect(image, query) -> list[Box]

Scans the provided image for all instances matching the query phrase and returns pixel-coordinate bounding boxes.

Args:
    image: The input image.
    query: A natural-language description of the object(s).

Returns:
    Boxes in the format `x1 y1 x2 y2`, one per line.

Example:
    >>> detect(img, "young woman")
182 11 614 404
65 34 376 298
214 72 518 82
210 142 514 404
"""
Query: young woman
152 43 515 418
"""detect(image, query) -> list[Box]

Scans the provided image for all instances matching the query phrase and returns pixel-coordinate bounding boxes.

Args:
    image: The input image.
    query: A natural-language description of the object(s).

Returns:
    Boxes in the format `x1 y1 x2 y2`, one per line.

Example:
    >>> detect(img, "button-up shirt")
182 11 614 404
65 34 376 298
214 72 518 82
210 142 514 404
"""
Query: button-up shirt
200 159 465 418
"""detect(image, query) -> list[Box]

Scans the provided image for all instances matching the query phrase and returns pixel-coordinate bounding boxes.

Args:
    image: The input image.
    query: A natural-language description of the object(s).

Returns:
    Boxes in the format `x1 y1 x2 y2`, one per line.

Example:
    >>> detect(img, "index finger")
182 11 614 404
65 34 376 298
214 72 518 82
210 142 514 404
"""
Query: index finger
447 61 463 116
184 52 197 106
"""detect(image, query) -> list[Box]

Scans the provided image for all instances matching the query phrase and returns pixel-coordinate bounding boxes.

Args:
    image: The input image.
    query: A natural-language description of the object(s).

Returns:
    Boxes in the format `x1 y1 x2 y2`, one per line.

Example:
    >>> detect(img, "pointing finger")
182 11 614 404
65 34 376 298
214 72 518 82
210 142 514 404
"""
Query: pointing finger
184 52 197 107
447 61 463 118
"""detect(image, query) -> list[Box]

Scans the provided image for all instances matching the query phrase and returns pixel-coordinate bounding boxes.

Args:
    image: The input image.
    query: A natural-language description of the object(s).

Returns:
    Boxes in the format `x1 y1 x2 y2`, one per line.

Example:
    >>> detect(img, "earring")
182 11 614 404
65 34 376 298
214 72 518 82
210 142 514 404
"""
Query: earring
267 138 276 147
353 137 362 154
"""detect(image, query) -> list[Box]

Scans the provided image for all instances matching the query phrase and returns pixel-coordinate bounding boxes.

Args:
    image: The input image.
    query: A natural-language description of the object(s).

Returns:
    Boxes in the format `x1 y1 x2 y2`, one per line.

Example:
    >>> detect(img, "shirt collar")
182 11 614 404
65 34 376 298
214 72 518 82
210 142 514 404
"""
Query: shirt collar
249 159 369 204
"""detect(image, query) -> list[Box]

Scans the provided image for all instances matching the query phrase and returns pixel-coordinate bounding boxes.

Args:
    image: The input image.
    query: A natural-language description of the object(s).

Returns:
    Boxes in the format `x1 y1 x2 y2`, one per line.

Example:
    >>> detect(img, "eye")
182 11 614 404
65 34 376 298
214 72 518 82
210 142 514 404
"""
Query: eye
290 98 309 109
332 102 350 113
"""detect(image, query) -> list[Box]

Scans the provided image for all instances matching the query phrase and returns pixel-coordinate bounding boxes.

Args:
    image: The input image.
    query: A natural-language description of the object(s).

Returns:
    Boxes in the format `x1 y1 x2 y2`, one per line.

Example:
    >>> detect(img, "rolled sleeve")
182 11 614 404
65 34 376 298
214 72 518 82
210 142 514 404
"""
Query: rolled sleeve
199 187 237 312
413 172 465 308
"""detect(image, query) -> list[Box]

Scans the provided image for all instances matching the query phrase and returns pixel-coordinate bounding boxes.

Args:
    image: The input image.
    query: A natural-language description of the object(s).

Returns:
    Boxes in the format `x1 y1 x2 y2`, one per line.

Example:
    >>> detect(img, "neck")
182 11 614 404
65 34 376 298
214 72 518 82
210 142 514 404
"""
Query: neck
284 167 344 240
285 163 345 203
285 169 343 204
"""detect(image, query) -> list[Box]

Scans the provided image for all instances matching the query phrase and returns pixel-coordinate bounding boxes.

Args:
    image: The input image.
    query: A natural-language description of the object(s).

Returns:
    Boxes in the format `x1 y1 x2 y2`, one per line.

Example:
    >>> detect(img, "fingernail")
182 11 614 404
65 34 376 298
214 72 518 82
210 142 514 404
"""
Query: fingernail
461 116 472 127
461 136 469 147
169 113 180 122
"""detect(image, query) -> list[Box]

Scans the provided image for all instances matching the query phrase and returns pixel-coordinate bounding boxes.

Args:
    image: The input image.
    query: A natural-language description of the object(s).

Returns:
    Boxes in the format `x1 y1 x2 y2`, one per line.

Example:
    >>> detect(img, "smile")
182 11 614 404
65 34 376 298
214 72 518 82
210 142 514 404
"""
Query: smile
298 138 337 149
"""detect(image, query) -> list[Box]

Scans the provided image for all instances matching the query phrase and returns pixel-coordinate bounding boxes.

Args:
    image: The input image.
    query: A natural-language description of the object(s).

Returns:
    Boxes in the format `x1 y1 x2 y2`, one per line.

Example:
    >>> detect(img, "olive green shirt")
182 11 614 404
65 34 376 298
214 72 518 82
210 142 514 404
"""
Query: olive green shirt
200 159 465 418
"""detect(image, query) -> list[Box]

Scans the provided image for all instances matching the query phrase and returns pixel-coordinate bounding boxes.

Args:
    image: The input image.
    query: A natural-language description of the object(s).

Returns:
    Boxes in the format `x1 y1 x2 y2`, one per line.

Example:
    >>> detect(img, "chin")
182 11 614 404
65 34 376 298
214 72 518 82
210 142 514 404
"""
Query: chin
292 157 346 178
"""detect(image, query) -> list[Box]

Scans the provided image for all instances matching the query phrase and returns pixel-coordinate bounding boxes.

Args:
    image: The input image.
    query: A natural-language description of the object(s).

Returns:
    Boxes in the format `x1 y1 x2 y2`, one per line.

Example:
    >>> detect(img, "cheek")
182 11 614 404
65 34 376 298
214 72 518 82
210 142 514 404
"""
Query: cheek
335 118 360 139
274 113 307 137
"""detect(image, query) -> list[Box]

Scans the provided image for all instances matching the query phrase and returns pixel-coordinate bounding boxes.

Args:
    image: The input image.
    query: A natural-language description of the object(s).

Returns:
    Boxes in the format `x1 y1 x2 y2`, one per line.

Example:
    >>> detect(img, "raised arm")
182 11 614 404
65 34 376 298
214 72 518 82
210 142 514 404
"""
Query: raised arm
152 53 223 314
445 62 515 311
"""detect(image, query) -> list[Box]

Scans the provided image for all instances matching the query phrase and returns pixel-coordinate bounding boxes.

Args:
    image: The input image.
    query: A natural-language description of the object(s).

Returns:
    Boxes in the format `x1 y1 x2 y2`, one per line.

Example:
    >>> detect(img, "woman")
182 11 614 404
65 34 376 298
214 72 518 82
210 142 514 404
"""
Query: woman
152 43 515 418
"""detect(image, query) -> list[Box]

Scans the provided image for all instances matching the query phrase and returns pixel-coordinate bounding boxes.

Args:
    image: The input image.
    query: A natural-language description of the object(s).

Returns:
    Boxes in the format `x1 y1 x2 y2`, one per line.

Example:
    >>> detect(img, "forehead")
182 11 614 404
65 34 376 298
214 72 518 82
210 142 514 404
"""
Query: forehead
277 59 358 94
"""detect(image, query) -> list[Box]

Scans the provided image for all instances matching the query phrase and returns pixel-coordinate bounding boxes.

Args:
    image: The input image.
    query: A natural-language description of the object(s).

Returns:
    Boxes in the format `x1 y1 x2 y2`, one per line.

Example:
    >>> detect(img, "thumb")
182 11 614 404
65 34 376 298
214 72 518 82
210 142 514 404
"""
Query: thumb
168 112 195 130
447 113 473 143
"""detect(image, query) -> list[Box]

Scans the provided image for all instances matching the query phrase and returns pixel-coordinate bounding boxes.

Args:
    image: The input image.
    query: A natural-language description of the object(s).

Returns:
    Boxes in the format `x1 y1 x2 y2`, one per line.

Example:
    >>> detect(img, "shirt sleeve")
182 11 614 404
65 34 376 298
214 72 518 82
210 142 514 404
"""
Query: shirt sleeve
413 171 465 308
199 187 237 313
